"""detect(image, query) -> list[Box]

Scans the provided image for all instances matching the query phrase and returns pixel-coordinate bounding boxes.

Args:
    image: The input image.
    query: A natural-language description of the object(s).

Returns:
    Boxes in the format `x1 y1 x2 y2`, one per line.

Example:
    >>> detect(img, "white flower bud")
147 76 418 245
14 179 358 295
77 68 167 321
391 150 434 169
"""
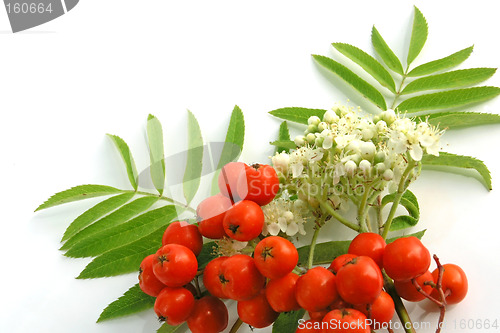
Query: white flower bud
359 141 376 160
345 160 357 176
306 124 317 133
382 109 396 124
374 151 386 164
306 133 316 144
359 159 371 175
376 120 388 133
323 110 339 123
375 162 386 174
362 128 375 141
318 121 328 132
294 135 305 146
383 169 394 181
308 116 321 126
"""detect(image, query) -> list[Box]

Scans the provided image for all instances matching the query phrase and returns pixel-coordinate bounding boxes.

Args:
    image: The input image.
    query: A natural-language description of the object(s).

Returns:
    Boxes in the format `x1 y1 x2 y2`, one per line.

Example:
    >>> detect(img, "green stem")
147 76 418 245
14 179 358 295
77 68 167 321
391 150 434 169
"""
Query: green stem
319 200 360 232
383 273 416 333
381 161 416 239
229 318 244 333
307 226 321 270
357 185 371 233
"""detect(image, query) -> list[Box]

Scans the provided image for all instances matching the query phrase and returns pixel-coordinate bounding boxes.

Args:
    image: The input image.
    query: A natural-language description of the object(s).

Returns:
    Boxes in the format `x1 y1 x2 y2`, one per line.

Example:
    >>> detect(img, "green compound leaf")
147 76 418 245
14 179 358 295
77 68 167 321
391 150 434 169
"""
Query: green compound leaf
61 192 135 242
407 6 428 67
332 42 396 93
407 46 474 77
65 205 178 258
35 184 122 212
157 323 185 333
401 68 497 95
183 110 204 205
61 196 158 251
381 190 420 231
418 111 500 129
270 140 297 151
397 87 500 113
297 239 350 266
147 114 166 195
421 152 492 190
211 105 245 195
97 283 155 323
107 134 139 190
371 26 404 75
269 107 327 124
272 309 306 333
77 224 165 279
275 121 292 153
313 55 387 110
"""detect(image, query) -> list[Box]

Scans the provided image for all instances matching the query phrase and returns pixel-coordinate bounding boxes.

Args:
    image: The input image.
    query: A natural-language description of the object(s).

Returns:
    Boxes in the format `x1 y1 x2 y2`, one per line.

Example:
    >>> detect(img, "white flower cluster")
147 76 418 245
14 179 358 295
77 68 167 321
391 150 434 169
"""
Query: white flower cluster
272 105 443 206
261 197 309 237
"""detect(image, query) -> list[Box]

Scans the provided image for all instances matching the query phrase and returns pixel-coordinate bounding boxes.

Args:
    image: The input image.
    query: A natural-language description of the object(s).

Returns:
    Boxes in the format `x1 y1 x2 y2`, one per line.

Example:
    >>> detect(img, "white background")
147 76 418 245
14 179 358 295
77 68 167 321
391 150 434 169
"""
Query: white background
1 1 500 332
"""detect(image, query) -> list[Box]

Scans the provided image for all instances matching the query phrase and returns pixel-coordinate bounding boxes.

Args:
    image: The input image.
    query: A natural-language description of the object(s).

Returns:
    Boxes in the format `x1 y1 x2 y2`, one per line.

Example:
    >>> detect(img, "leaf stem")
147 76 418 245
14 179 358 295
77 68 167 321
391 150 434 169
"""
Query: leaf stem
383 272 416 333
128 190 196 213
391 73 408 110
319 200 360 232
381 161 416 239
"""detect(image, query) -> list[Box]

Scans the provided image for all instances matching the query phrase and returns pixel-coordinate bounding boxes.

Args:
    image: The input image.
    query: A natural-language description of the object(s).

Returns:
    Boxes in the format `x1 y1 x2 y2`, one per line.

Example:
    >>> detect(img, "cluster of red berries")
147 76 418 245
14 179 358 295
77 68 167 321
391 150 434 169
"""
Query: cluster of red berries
297 233 469 332
138 161 280 332
137 160 468 332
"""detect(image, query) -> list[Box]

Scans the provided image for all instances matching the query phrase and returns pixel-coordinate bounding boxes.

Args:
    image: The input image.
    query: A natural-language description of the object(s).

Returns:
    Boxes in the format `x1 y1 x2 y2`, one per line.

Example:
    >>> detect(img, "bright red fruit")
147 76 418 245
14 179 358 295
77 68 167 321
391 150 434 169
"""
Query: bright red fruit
223 200 264 241
197 194 233 239
202 256 228 299
138 254 166 297
383 236 430 281
237 163 279 206
336 256 383 305
295 266 338 312
431 264 468 304
394 270 434 302
254 236 299 279
265 272 301 312
220 254 265 301
328 254 357 274
154 287 195 325
218 161 247 200
322 308 371 333
348 233 386 267
237 290 279 328
162 221 203 256
153 244 198 287
354 291 394 330
187 296 228 333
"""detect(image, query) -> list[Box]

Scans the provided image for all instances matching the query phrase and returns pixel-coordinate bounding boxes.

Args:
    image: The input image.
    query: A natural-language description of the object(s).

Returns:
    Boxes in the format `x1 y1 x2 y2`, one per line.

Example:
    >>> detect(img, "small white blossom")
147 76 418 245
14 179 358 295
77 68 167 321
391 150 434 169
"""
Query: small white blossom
271 151 290 174
308 116 321 126
262 198 309 237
